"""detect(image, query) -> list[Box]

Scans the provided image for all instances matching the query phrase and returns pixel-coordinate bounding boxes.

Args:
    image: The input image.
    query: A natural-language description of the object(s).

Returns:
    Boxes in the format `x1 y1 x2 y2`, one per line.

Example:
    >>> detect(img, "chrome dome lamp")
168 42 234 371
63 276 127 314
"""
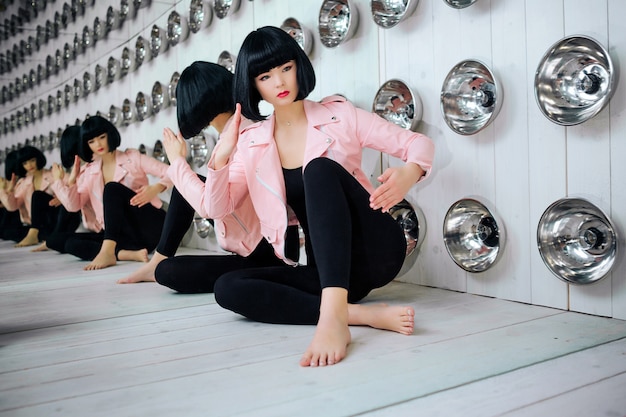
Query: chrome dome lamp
194 215 214 238
444 0 478 8
441 59 502 135
537 197 618 285
370 0 419 29
108 105 122 127
135 36 152 68
151 81 169 114
443 198 503 273
189 0 213 33
212 0 241 19
120 47 135 76
121 98 136 126
534 35 616 126
217 50 236 73
168 72 180 106
106 56 121 84
190 133 210 167
135 91 152 121
388 198 426 277
281 18 313 56
152 139 168 164
150 25 169 58
319 0 359 48
372 79 422 131
167 10 189 47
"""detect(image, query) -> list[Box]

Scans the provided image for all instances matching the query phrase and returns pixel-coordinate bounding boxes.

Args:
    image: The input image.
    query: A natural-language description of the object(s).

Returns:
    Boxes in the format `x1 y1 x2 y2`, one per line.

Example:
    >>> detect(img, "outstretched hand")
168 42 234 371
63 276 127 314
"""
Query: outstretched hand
369 163 424 213
162 128 187 163
130 184 165 207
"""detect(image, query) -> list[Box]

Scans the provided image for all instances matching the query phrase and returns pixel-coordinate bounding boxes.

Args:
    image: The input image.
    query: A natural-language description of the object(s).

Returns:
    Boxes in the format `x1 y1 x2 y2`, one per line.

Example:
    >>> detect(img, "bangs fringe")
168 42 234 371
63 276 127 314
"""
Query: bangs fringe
247 37 297 78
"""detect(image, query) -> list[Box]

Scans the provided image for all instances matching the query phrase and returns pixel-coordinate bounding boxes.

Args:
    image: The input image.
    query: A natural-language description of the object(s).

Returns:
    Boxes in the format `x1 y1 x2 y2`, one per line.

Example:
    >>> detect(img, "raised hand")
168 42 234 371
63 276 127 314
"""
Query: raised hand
67 155 81 186
212 103 242 170
7 173 16 193
162 128 187 163
51 163 65 181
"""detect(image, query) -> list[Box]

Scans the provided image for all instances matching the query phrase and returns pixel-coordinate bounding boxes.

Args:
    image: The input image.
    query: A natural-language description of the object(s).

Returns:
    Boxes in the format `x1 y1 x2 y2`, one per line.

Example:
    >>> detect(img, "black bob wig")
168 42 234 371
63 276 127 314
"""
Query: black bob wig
177 61 234 139
60 125 82 168
233 26 316 121
79 116 121 162
15 146 46 177
4 149 20 179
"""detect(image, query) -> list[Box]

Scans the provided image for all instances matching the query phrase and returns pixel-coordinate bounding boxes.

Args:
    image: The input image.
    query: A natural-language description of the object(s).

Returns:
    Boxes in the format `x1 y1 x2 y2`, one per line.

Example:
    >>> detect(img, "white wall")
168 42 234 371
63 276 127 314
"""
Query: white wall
1 0 624 319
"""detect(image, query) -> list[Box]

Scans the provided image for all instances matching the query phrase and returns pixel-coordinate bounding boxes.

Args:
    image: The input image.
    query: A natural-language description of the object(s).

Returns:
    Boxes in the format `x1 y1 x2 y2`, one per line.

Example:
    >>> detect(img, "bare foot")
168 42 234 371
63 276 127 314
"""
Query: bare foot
84 250 117 270
15 229 39 248
117 251 166 284
31 242 49 252
300 287 351 368
300 314 351 367
349 304 415 335
117 248 149 263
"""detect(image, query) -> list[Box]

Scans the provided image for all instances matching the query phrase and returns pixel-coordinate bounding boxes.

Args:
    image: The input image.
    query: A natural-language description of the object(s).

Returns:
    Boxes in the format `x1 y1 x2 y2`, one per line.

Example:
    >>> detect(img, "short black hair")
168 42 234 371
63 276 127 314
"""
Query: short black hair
233 26 316 121
177 61 234 139
4 149 20 179
60 125 81 168
79 116 121 162
16 146 46 177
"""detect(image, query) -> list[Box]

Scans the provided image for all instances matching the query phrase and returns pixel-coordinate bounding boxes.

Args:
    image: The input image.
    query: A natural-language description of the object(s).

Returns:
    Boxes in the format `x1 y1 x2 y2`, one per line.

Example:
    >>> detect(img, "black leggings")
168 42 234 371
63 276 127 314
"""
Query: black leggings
31 191 81 243
47 230 105 260
156 175 205 257
154 171 300 293
214 158 407 325
156 238 288 293
102 182 166 253
31 191 80 241
50 182 166 260
0 207 27 242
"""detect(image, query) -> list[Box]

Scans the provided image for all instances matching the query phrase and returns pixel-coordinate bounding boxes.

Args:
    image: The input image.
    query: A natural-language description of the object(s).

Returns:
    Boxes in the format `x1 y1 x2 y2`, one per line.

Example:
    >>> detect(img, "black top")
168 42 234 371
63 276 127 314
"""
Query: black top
282 166 314 265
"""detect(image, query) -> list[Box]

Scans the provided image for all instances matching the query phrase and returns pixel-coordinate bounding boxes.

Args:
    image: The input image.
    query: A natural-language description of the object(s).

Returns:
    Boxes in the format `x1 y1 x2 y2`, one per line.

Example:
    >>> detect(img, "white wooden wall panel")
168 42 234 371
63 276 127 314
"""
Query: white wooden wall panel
525 0 569 311
608 0 626 320
1 0 624 319
563 0 613 316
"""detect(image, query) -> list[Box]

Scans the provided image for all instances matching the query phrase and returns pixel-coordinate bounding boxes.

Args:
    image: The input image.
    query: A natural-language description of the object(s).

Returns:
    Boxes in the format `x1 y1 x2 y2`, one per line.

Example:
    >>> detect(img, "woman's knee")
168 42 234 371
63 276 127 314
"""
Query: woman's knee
303 157 342 179
213 272 241 309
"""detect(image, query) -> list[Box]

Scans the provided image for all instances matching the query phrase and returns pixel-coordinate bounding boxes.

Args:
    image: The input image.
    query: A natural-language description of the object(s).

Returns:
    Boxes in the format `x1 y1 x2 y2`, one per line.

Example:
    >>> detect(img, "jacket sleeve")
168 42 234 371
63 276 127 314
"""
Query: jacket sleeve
138 152 174 190
166 158 211 218
351 103 435 182
204 142 250 220
0 179 26 211
49 178 84 212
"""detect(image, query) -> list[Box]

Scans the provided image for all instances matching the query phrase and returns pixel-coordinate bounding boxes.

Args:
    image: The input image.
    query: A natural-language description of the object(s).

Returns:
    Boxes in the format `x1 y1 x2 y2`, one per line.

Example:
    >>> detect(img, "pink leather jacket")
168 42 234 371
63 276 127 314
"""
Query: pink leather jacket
204 96 435 265
0 169 55 225
166 158 262 256
52 149 172 231
50 171 100 232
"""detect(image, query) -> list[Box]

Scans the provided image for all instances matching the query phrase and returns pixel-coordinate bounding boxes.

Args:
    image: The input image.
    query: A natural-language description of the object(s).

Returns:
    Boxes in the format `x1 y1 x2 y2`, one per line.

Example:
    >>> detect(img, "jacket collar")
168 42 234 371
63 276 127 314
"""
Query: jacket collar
242 99 341 148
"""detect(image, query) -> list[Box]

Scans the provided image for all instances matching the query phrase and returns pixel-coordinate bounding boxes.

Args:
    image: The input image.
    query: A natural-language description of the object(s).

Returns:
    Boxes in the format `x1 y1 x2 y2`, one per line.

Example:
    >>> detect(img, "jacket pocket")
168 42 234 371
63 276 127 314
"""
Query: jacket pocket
260 222 280 244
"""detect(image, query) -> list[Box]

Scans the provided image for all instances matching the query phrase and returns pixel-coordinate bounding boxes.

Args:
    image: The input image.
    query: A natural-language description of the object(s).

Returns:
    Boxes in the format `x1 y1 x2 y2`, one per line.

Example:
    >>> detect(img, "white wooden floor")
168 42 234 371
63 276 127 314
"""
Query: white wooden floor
1 239 626 417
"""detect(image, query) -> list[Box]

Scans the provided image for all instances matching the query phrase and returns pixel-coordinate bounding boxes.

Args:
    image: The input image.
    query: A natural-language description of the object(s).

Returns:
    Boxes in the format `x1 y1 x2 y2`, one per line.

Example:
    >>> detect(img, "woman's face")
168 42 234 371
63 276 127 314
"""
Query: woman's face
254 60 298 108
88 133 110 156
22 158 38 174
